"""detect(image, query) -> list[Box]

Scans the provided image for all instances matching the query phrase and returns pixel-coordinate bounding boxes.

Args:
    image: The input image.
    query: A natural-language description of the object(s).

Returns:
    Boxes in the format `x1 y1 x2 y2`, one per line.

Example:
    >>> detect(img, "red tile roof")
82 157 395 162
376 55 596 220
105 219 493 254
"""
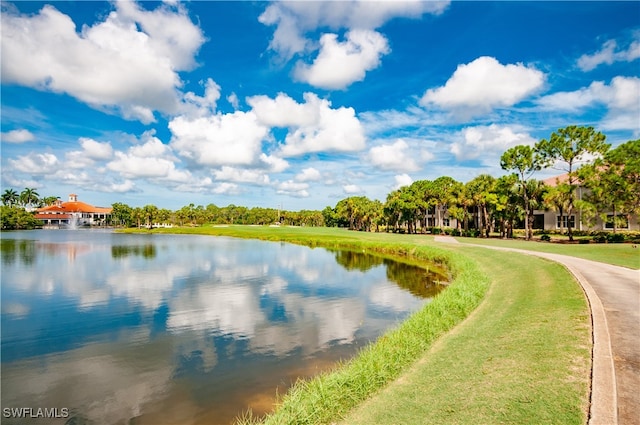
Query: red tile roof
542 173 582 187
37 199 112 214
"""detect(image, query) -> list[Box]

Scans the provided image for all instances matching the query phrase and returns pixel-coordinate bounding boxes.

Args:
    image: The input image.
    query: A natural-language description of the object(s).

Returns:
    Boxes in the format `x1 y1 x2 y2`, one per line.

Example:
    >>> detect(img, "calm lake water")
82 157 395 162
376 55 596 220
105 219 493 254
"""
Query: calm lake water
1 230 448 425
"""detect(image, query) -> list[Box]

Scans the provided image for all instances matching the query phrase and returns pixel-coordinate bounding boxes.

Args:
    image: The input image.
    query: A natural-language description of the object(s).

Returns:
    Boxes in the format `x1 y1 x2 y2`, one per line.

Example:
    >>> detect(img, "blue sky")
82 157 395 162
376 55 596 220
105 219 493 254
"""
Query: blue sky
1 1 639 211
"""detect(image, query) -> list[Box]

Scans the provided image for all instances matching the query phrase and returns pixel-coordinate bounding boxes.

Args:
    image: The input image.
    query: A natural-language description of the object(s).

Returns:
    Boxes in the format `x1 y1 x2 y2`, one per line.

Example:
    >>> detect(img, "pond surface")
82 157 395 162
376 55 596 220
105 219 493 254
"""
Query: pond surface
1 230 448 425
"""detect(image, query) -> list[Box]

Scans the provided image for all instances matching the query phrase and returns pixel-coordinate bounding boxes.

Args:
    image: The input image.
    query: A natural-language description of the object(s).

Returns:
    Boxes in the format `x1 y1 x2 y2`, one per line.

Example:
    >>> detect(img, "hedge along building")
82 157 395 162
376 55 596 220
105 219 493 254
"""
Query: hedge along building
35 194 112 228
533 174 639 232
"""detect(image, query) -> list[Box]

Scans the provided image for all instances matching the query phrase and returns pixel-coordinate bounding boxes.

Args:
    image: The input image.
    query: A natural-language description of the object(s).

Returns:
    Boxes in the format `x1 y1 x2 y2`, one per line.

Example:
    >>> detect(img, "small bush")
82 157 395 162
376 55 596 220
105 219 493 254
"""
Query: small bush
450 229 461 237
431 228 442 235
593 234 607 244
540 234 551 242
463 229 480 238
578 239 590 244
606 233 625 243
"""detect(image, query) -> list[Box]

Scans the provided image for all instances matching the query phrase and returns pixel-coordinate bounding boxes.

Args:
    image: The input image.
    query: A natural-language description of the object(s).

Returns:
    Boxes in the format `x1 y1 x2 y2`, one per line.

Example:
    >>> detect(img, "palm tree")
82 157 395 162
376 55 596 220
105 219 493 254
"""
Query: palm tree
524 179 547 239
466 174 496 237
20 188 39 208
41 196 60 207
2 189 19 206
431 176 462 229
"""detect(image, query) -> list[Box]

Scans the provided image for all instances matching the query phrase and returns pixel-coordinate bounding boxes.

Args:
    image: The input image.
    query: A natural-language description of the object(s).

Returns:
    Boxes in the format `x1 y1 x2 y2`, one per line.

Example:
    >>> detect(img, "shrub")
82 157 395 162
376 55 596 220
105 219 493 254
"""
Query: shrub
431 228 442 235
450 229 461 237
464 229 480 238
540 234 551 242
578 239 590 244
593 234 607 244
606 233 625 243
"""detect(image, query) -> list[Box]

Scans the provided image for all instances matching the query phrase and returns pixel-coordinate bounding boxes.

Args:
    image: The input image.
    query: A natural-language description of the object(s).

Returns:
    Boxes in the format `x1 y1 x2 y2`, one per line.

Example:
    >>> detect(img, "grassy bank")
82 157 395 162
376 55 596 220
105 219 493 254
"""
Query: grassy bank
340 244 590 425
123 226 591 424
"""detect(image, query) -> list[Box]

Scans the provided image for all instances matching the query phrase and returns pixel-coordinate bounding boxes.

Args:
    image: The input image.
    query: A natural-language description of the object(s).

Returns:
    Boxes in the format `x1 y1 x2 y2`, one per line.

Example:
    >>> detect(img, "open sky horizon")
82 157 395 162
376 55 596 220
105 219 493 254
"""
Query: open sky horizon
2 1 639 211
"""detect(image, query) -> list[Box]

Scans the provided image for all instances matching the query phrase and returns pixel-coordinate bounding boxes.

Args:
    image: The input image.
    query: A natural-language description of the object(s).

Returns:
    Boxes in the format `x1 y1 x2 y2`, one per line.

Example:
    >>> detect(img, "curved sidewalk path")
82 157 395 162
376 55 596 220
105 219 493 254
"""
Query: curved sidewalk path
434 236 640 425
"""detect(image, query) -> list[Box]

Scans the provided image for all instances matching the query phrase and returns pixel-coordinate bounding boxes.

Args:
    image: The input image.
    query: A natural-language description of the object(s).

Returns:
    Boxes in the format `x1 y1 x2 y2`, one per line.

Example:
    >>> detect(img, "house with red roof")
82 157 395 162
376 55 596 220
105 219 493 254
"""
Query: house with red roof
35 194 112 228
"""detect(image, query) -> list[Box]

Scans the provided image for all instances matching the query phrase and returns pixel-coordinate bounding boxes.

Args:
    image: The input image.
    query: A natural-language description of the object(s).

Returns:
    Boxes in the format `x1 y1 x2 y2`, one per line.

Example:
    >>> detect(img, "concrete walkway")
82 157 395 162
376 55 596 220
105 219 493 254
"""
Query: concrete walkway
435 237 639 425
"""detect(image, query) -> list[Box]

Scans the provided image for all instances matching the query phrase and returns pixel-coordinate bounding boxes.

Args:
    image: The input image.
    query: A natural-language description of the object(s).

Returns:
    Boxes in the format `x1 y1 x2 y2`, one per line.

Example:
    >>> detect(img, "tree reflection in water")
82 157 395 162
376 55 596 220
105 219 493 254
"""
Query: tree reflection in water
330 249 449 298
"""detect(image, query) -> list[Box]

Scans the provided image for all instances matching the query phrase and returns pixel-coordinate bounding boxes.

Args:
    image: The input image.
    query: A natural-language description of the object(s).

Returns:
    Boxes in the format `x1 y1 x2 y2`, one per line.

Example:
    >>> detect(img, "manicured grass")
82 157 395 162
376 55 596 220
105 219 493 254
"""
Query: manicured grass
126 226 592 425
339 244 590 425
454 236 640 269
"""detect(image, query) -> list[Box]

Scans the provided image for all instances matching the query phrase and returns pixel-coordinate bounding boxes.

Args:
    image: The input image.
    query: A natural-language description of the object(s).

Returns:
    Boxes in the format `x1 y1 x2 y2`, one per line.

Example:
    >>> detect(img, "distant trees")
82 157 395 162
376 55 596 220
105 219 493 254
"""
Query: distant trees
327 196 383 232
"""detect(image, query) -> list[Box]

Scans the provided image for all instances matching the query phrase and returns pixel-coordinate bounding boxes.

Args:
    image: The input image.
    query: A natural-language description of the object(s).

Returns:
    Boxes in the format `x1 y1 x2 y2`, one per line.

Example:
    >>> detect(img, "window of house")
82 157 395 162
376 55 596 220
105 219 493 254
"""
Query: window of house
556 215 575 228
604 215 629 229
442 218 450 227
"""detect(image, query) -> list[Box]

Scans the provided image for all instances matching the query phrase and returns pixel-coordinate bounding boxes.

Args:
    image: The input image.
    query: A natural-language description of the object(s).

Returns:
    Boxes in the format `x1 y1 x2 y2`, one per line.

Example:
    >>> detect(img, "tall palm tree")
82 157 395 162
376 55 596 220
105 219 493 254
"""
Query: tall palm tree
41 196 60 207
466 174 496 237
20 188 39 208
2 189 19 206
524 179 547 239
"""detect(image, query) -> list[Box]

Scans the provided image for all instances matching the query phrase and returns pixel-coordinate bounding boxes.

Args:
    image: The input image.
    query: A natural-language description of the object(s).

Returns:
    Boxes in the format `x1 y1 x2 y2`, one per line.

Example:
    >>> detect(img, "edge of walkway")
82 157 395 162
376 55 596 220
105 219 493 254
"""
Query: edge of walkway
433 235 618 425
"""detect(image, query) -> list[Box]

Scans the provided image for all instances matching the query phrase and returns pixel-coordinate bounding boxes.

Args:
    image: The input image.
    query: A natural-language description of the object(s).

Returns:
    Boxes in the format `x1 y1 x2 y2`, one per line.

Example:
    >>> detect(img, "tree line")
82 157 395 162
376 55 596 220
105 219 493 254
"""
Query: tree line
2 126 638 238
323 126 638 241
109 203 324 228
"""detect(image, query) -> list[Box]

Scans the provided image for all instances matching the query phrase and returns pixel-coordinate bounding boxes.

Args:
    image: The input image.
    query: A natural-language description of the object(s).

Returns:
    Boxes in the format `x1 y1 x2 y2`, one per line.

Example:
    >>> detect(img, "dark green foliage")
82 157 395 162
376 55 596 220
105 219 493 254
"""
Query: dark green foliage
0 206 41 230
606 233 625 243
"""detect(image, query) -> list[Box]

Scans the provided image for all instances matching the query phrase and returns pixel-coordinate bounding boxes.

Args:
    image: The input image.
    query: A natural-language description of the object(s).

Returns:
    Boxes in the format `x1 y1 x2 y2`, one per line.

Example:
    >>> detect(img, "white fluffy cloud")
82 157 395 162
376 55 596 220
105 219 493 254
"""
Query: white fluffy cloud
79 138 114 160
343 184 362 194
394 173 413 189
169 111 269 166
294 30 390 89
259 1 449 59
248 92 366 156
277 180 310 198
8 152 59 174
181 79 222 118
107 134 190 183
420 56 545 117
213 167 270 185
367 139 419 172
451 124 536 162
577 38 640 71
260 153 290 173
2 129 35 143
536 76 640 132
295 167 322 182
1 2 205 123
537 76 640 111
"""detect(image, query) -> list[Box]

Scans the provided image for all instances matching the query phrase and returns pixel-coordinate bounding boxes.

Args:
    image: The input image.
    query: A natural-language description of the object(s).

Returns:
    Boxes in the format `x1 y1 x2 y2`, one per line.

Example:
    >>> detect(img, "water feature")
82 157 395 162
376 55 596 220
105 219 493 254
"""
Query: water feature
1 230 448 424
65 213 80 230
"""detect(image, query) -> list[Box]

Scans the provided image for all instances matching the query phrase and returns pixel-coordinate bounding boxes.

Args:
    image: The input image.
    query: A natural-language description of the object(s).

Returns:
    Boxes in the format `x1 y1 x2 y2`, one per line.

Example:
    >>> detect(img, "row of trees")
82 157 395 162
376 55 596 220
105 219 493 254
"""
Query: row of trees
1 188 59 209
323 127 638 241
109 202 324 228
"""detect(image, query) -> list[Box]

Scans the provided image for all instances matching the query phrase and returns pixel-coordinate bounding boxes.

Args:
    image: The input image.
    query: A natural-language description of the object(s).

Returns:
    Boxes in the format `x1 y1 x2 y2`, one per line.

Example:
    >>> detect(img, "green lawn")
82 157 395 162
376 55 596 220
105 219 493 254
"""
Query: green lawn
339 244 590 425
454 236 640 269
128 226 594 425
